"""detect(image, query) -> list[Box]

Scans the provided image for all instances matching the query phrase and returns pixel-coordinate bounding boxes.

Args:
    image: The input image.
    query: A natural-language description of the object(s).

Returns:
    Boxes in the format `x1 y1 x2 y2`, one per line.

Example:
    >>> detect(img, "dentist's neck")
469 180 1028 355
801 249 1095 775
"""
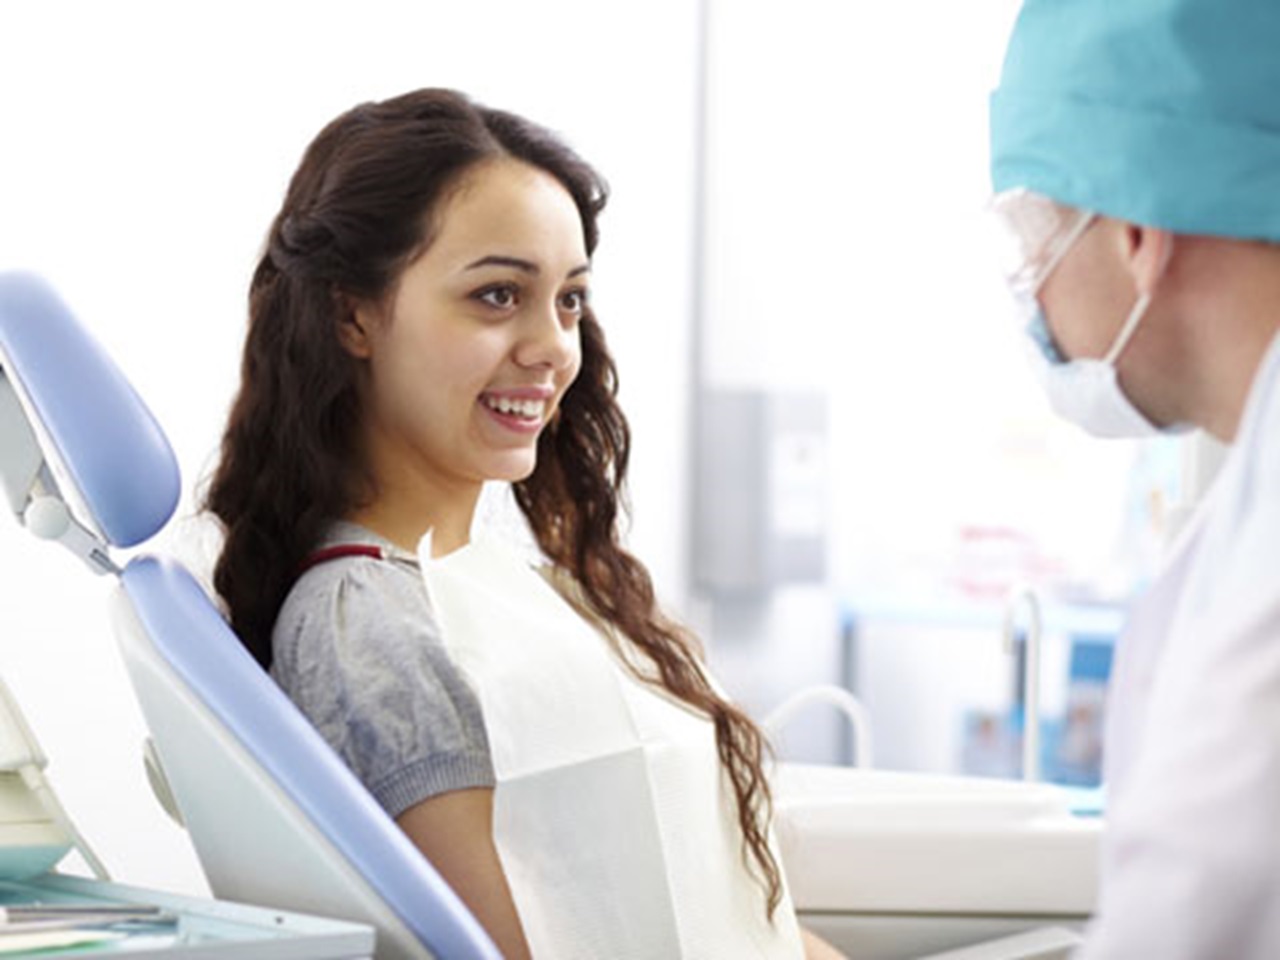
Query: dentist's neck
1167 237 1280 443
1207 270 1280 444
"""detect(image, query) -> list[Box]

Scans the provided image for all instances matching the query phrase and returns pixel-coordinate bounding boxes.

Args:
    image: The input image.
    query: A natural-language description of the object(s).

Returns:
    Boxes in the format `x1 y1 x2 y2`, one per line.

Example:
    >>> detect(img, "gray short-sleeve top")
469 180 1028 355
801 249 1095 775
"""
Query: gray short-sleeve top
270 522 495 818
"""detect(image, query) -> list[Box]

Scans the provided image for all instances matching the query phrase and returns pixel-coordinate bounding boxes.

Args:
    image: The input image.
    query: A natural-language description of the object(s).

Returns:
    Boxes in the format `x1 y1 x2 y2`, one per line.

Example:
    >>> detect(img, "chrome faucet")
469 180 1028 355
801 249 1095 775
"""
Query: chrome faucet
1002 586 1044 782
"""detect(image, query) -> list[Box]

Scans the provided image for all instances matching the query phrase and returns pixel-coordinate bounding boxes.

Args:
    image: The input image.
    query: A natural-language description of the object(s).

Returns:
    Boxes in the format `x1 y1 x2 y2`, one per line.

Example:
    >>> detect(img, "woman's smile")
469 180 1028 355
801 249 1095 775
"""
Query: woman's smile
479 387 553 435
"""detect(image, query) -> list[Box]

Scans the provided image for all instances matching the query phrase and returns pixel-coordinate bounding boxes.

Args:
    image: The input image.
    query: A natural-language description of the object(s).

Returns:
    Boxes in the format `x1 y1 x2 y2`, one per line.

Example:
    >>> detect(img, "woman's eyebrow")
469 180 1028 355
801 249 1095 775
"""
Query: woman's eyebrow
465 255 591 280
466 254 539 273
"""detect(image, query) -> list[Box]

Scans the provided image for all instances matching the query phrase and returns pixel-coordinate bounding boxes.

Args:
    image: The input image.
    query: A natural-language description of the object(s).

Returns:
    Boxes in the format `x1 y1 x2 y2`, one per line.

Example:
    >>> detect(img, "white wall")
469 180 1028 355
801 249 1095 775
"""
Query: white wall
0 0 1176 899
0 0 698 895
696 0 1158 770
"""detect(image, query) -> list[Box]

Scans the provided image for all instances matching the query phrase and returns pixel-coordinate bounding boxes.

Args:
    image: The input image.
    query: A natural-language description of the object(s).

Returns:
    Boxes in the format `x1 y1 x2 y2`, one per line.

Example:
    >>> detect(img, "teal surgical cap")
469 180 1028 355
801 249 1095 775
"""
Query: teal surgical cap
990 0 1280 242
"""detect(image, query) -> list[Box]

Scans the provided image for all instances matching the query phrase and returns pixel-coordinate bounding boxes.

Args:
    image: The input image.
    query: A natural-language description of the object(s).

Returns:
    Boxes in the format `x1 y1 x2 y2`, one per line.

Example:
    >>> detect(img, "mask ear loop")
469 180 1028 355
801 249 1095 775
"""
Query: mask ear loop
1103 234 1176 367
1103 291 1152 366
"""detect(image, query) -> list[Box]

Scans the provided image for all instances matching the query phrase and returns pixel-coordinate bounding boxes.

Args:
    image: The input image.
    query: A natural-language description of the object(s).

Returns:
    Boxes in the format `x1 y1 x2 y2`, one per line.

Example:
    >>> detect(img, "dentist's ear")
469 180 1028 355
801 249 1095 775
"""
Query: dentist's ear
1122 223 1176 297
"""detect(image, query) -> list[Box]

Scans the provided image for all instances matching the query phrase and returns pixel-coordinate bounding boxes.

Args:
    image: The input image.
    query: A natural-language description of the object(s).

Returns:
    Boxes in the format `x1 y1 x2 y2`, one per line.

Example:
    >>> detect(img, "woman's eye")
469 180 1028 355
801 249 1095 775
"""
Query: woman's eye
560 288 589 314
476 285 518 309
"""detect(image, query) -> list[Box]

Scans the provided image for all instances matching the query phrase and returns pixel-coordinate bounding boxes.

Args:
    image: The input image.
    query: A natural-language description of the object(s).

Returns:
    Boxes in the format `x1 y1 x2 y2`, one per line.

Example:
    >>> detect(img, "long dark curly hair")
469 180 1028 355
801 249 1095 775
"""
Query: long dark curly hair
204 88 782 918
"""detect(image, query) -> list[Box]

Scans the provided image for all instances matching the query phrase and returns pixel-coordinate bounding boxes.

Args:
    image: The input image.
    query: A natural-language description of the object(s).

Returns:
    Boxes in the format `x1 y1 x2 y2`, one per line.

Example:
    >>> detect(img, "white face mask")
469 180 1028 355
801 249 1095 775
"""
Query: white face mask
1020 291 1180 439
991 190 1183 438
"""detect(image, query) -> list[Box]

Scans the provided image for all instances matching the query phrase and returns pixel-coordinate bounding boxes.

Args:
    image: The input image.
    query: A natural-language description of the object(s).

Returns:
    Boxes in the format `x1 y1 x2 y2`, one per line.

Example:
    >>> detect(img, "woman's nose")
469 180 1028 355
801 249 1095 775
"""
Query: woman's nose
516 300 578 370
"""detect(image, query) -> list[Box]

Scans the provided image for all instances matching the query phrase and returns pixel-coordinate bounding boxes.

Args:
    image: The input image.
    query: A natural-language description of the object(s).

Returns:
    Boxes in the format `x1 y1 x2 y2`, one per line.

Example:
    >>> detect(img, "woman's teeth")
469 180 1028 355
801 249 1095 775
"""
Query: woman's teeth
484 396 546 420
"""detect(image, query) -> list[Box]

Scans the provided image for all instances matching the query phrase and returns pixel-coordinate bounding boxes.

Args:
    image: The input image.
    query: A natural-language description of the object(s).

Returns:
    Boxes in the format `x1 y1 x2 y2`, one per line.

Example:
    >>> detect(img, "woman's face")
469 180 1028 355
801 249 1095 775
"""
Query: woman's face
344 157 588 504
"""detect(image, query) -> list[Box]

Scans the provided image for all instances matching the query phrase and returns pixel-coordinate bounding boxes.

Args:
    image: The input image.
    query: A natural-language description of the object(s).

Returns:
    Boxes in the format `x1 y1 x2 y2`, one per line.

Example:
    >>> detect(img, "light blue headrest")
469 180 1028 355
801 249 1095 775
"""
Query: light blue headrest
991 0 1280 242
0 272 180 547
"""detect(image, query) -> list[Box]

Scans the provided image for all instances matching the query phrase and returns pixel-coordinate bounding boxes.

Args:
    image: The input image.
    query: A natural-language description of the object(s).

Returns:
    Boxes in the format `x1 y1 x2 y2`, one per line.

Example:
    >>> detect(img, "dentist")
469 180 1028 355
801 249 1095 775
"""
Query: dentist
988 1 1280 957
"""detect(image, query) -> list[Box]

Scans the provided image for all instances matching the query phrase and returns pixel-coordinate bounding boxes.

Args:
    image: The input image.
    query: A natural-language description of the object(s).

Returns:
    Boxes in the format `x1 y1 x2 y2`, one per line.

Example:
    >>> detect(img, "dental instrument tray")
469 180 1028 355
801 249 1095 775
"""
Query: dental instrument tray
0 873 374 958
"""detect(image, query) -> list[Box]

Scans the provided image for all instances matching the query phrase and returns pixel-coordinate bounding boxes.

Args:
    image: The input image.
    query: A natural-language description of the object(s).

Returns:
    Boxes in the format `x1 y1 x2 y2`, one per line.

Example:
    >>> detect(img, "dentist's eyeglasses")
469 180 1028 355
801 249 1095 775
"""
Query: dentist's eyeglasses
987 188 1097 298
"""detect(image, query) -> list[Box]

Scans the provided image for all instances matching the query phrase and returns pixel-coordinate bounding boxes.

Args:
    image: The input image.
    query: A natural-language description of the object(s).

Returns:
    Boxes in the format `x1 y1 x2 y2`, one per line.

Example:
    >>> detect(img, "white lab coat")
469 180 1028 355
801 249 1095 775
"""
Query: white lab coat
1079 329 1280 959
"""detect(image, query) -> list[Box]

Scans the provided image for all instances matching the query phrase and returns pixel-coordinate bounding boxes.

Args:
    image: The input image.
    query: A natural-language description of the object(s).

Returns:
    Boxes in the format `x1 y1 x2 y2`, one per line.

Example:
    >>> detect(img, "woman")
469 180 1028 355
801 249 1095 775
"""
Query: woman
206 88 841 959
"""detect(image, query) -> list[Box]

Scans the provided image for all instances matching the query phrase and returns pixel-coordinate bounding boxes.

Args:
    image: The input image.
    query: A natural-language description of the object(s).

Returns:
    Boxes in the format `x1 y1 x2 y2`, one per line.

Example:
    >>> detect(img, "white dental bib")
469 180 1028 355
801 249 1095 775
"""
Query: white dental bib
418 533 803 960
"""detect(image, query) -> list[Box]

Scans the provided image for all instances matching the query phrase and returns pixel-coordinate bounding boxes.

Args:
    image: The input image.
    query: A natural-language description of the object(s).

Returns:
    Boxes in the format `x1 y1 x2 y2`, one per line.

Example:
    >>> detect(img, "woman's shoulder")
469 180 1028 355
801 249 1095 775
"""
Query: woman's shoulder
273 521 433 662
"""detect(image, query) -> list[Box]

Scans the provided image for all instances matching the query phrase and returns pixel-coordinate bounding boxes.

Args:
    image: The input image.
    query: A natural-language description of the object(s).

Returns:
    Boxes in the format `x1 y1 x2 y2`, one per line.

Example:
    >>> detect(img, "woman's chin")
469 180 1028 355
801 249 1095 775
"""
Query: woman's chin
484 452 539 484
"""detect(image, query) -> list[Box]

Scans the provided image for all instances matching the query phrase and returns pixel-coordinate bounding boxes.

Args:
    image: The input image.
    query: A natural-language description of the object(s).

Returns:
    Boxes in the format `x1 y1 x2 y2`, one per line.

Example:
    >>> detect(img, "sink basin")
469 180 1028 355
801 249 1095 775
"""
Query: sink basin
774 764 1100 916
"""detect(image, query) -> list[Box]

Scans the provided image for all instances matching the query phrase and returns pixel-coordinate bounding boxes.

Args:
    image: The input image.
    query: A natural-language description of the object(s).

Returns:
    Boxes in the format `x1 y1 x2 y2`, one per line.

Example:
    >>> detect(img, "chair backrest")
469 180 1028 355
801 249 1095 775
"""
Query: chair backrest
0 272 500 960
114 556 498 960
0 274 178 570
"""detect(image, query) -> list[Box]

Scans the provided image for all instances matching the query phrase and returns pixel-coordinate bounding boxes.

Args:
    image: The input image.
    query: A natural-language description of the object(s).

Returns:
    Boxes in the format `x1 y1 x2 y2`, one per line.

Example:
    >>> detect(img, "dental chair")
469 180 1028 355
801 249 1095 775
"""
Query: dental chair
0 271 1084 960
0 272 501 960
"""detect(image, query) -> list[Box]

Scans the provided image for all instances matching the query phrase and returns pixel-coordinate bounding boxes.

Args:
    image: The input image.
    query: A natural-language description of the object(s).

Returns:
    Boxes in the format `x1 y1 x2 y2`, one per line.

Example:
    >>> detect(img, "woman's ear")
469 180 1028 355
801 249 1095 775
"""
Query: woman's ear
335 293 377 359
1120 223 1176 297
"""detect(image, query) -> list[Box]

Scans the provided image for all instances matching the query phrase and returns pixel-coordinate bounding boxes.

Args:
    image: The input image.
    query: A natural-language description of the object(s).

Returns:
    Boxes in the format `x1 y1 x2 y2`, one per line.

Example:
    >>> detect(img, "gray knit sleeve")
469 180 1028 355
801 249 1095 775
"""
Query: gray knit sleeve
271 552 495 818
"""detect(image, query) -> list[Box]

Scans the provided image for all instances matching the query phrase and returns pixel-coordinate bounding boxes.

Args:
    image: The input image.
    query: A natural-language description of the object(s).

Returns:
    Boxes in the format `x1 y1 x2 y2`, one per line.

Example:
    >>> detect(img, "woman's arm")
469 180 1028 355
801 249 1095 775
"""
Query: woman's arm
803 925 849 959
397 787 531 960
